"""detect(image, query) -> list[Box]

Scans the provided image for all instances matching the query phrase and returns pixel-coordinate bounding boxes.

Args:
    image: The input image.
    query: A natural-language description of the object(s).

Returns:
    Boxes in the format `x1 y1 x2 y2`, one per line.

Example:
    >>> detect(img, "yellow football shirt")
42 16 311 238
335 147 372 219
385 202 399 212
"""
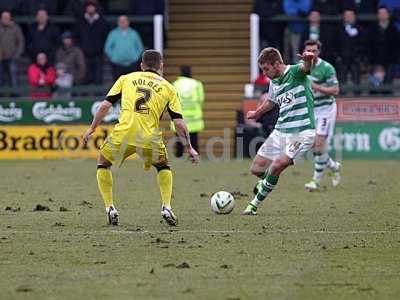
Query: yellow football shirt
105 70 183 149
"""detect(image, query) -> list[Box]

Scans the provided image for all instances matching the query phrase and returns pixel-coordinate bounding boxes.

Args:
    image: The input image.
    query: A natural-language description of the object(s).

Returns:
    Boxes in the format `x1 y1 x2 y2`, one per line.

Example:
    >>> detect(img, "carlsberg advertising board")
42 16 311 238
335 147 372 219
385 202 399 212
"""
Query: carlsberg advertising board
0 100 120 124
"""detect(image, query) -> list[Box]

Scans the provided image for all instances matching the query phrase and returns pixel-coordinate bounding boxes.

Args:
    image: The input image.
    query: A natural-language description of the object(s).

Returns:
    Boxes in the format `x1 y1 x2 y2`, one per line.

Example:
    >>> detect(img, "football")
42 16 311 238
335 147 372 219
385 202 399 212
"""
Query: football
210 191 235 214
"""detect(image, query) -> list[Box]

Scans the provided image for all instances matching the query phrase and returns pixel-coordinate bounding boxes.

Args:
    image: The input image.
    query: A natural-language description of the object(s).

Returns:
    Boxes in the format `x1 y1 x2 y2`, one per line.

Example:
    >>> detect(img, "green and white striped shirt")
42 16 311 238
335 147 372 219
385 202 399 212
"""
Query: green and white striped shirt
268 64 315 133
308 58 338 108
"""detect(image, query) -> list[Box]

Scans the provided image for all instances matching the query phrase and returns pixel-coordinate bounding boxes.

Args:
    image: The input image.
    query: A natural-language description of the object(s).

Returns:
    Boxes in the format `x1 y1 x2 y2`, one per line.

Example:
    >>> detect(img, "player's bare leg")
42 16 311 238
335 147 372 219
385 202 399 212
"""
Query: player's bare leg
96 153 119 225
243 154 291 215
250 155 273 195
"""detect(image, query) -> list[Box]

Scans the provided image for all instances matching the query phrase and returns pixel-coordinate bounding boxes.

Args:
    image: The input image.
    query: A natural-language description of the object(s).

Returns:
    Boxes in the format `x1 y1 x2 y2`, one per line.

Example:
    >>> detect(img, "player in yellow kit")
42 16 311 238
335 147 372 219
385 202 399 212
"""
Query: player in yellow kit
83 50 199 226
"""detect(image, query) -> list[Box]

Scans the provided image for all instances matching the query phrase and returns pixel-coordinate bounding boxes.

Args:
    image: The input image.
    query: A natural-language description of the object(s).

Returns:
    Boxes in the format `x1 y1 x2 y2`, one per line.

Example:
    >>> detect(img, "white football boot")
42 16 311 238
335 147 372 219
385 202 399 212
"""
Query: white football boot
161 206 177 226
304 179 321 192
106 206 119 225
331 162 342 187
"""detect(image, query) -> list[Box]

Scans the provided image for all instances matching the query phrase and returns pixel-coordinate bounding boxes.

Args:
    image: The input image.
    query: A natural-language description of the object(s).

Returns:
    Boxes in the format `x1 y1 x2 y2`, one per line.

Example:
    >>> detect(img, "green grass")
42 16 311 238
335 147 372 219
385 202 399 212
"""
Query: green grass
0 159 400 300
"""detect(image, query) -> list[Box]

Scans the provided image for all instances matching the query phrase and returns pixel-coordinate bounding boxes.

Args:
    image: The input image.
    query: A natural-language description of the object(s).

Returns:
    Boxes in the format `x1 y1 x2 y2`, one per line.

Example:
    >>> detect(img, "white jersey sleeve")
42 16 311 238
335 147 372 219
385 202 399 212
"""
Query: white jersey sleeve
267 82 278 105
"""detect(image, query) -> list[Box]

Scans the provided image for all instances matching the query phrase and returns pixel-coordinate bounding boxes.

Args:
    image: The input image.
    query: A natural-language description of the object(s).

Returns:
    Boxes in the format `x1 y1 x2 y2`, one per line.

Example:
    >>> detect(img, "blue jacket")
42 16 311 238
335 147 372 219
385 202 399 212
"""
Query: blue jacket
284 0 312 33
104 27 144 66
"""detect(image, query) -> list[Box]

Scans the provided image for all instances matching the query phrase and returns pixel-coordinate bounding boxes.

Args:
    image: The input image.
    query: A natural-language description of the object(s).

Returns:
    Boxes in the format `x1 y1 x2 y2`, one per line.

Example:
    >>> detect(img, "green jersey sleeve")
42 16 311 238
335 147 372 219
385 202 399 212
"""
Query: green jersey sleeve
325 64 339 86
291 63 308 79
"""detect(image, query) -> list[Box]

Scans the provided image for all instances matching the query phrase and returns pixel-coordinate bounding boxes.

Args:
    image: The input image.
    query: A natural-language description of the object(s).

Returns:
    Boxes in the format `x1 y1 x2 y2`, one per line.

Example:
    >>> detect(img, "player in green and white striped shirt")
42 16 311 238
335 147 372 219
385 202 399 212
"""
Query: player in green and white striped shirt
242 47 316 215
302 40 341 191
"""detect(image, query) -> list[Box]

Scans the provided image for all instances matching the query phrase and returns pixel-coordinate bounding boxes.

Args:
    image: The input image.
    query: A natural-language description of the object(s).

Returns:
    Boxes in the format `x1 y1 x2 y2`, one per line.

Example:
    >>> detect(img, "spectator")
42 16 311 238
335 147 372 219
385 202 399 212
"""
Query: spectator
254 0 284 51
368 7 399 84
54 62 73 98
312 0 342 15
27 9 60 63
28 52 56 99
283 0 312 63
302 11 322 42
55 31 86 85
300 10 336 63
172 65 204 157
0 11 25 88
379 0 400 31
104 15 144 80
335 9 364 94
253 71 270 96
24 0 59 15
75 0 108 84
368 64 386 94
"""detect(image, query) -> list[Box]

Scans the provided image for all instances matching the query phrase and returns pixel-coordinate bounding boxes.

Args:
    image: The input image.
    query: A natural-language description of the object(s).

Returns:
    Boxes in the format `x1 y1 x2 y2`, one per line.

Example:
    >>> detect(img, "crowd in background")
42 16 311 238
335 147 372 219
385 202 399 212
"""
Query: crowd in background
1 0 399 98
0 0 164 98
254 0 400 93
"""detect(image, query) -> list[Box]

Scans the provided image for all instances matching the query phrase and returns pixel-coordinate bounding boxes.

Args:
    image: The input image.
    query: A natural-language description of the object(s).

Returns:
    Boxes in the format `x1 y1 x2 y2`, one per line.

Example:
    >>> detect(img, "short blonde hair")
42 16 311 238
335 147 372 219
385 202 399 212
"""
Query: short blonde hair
258 47 283 65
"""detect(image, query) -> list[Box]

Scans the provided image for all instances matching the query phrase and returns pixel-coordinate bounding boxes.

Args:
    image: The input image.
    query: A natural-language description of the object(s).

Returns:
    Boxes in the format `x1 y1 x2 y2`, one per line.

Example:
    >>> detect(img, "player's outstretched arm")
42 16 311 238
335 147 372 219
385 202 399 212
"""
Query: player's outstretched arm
173 118 199 164
247 99 275 120
297 51 315 74
312 82 339 96
83 100 112 145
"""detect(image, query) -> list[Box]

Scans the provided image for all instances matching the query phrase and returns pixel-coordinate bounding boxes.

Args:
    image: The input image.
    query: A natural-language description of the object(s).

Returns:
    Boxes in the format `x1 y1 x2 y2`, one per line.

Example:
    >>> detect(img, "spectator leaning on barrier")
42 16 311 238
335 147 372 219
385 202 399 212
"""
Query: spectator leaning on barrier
335 9 364 94
55 31 86 85
172 65 204 157
104 15 144 80
283 0 312 63
28 52 56 100
75 0 108 84
27 9 60 63
0 11 25 88
367 6 399 84
54 62 73 98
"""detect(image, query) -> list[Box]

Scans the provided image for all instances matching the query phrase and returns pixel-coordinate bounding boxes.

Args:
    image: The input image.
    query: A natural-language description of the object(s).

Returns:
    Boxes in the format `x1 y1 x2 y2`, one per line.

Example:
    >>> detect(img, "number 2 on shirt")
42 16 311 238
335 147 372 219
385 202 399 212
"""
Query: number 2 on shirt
134 87 152 114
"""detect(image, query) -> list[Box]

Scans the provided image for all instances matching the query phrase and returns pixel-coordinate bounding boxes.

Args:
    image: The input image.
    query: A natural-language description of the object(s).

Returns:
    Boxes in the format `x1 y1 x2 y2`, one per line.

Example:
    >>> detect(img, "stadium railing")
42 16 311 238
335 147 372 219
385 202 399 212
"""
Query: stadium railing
1 82 399 101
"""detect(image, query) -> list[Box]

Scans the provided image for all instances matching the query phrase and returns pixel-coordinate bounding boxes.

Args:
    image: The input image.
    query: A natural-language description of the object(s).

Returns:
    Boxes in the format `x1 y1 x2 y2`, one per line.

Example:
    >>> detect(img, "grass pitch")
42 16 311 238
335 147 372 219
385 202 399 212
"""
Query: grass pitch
1 159 400 300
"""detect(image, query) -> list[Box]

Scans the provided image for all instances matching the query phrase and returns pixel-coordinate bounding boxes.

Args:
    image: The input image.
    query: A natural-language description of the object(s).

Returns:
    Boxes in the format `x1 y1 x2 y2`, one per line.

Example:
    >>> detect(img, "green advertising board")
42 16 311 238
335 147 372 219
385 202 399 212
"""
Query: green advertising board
0 100 120 124
332 123 400 159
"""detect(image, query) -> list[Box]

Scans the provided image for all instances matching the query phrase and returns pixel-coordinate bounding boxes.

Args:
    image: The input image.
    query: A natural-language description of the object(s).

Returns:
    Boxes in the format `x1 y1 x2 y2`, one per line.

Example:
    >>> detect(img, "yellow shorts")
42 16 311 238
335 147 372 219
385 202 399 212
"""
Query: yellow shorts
100 140 169 171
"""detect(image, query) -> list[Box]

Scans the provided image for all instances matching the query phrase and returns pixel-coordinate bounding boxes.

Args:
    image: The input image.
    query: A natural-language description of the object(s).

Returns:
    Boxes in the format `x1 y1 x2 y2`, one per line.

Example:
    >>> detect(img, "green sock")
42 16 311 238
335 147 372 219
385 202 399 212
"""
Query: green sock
251 172 279 207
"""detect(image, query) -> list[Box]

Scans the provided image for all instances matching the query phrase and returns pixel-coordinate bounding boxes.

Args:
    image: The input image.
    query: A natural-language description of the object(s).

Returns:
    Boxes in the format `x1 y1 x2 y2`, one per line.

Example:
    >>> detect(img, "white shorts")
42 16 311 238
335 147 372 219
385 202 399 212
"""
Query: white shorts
257 129 316 163
315 103 337 140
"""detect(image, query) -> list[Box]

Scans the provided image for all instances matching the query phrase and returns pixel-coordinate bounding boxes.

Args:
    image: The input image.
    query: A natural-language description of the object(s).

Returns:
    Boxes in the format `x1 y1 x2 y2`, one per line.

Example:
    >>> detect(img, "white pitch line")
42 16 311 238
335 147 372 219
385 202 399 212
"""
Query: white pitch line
0 229 398 235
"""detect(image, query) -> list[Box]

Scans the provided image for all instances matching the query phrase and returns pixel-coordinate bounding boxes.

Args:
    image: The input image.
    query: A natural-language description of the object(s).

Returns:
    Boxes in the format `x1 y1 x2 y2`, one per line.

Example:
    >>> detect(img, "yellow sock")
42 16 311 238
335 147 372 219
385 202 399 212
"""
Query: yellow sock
157 169 173 209
96 167 113 208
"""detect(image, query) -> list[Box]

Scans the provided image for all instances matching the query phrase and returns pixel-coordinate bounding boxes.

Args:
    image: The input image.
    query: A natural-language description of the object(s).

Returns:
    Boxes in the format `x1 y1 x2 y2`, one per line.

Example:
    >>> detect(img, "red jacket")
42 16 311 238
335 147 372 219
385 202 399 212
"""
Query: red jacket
254 74 270 86
27 64 56 99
